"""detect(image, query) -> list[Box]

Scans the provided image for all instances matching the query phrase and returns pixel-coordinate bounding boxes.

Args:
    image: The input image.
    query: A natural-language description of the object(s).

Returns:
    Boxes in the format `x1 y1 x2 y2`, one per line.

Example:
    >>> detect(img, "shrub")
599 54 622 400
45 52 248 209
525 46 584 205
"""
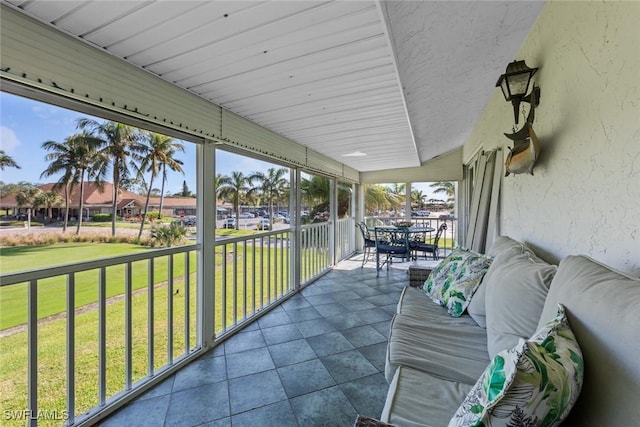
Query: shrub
0 230 152 247
91 213 113 222
145 212 161 221
150 222 187 247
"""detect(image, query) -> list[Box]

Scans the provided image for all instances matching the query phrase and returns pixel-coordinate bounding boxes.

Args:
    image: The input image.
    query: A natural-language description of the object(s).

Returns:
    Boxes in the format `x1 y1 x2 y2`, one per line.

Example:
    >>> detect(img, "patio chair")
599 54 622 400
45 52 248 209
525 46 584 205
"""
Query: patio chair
410 223 447 260
356 222 376 267
374 226 410 276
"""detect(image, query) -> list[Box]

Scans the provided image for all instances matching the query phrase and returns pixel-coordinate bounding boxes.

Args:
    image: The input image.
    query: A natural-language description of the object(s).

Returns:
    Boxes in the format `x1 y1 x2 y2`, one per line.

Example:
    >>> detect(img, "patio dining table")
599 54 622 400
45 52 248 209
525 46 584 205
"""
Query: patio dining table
371 225 435 275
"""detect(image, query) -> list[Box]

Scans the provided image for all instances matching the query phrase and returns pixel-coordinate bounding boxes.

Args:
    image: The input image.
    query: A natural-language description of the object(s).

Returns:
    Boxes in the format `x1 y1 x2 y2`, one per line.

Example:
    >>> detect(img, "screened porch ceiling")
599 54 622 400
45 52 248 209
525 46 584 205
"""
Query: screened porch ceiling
4 0 543 173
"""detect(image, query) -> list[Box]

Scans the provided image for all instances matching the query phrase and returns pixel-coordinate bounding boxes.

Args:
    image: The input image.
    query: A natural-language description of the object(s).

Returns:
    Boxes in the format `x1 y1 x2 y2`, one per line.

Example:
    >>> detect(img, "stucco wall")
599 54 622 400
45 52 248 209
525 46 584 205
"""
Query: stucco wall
463 1 640 274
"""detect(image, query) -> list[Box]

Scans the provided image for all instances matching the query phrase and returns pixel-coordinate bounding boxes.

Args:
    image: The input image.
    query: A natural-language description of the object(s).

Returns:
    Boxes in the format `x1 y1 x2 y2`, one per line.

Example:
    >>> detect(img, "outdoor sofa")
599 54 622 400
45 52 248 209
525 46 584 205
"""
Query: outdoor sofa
379 236 640 426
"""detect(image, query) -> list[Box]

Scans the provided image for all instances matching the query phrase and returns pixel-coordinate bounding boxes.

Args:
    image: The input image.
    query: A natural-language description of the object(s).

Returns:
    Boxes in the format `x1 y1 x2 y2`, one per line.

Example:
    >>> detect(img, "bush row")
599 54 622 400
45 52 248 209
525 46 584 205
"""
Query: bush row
0 231 151 247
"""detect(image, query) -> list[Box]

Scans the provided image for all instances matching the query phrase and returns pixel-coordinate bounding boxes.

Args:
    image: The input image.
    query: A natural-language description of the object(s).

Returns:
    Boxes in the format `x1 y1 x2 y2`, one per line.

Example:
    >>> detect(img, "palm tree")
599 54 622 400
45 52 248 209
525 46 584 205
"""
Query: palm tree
365 184 390 216
218 171 251 230
430 181 455 205
155 137 185 219
0 150 20 170
135 132 185 239
249 167 288 220
411 189 427 210
41 133 102 233
77 118 145 236
385 184 405 213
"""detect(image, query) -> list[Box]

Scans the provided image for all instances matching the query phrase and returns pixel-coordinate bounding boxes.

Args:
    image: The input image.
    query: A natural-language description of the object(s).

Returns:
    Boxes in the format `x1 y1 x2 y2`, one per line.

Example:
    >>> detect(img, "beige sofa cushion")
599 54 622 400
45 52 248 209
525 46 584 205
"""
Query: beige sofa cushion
485 251 556 358
385 313 490 384
396 286 478 327
381 365 471 427
538 255 640 427
467 236 532 327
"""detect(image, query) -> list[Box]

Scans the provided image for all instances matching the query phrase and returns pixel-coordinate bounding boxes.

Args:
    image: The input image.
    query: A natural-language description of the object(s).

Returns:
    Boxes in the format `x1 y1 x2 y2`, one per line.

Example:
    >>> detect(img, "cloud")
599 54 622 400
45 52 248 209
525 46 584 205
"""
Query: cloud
0 126 21 153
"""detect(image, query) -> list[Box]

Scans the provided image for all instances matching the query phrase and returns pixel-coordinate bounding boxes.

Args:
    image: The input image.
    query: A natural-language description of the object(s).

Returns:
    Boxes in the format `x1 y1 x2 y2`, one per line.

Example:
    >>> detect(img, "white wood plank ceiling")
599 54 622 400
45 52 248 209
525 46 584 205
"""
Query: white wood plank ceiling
3 0 543 173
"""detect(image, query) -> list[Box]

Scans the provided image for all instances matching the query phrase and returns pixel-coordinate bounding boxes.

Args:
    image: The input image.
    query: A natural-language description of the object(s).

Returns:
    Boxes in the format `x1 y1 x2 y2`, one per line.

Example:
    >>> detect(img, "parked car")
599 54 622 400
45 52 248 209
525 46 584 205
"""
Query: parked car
182 216 196 226
16 213 27 220
412 210 430 217
222 217 236 228
256 219 271 230
239 212 254 219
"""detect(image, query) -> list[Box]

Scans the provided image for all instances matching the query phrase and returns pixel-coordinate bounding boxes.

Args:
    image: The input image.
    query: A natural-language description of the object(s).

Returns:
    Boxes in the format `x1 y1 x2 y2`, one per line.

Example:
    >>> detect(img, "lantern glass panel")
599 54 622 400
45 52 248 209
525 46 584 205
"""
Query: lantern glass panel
506 73 531 97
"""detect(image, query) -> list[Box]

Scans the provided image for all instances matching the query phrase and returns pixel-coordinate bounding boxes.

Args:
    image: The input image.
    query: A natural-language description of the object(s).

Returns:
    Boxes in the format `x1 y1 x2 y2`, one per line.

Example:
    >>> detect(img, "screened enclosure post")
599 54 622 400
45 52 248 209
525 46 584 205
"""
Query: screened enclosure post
98 267 106 405
167 254 174 364
184 251 190 354
27 280 37 427
197 142 216 348
125 262 132 390
66 273 75 424
147 258 155 376
291 168 302 291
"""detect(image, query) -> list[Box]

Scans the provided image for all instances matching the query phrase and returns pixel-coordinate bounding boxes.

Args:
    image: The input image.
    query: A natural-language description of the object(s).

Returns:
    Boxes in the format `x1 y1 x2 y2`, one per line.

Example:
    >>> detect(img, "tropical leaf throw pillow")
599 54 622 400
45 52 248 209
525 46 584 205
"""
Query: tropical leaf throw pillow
423 249 476 299
448 304 584 427
423 249 492 317
438 254 492 317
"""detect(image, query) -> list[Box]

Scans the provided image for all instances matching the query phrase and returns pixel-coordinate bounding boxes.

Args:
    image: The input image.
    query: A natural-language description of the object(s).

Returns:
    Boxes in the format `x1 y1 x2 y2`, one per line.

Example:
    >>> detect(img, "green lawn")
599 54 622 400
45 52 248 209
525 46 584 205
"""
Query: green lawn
0 244 195 330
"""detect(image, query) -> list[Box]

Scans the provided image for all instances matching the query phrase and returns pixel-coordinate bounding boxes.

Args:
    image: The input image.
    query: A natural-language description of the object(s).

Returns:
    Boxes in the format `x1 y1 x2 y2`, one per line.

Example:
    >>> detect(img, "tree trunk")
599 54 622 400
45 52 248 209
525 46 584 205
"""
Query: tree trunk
158 164 166 219
63 183 70 232
111 165 119 237
235 194 240 230
138 173 154 240
76 173 86 235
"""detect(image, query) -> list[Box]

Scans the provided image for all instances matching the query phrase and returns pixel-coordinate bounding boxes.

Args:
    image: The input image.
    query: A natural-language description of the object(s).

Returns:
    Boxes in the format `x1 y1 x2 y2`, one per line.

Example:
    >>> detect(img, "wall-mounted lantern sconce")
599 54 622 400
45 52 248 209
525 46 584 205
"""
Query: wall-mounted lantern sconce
496 60 540 125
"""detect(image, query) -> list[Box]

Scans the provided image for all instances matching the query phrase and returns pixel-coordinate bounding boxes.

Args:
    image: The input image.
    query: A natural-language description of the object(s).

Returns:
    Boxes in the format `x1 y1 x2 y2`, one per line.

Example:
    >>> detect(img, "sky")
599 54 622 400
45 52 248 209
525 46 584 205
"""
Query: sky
0 91 439 199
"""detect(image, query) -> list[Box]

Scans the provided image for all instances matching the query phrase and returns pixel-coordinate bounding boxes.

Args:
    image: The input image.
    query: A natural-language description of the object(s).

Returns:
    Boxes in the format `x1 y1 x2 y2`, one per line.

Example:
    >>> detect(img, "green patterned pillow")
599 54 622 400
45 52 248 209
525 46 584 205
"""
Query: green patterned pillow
448 304 584 427
422 248 476 299
437 254 492 317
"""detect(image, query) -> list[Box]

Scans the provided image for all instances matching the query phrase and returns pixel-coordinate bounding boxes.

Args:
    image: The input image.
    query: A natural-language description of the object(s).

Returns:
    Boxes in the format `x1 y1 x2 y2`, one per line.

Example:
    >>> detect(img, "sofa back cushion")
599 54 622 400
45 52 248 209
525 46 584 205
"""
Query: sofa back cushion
467 236 533 328
538 255 640 427
485 251 557 359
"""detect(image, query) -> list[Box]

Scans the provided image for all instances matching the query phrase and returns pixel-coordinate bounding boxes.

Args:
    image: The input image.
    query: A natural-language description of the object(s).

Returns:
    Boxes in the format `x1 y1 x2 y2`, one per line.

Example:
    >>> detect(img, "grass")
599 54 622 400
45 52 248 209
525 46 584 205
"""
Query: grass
0 244 195 330
0 239 298 425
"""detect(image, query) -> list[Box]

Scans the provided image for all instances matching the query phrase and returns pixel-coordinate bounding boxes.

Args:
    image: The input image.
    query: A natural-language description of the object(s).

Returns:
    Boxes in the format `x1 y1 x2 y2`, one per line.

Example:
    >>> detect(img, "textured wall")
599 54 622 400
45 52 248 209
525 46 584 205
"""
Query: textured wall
463 1 640 275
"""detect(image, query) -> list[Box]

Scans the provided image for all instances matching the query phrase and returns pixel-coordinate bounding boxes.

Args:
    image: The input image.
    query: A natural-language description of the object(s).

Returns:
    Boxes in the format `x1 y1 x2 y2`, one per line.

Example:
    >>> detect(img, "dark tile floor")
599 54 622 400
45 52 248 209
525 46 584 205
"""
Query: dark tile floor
100 258 407 427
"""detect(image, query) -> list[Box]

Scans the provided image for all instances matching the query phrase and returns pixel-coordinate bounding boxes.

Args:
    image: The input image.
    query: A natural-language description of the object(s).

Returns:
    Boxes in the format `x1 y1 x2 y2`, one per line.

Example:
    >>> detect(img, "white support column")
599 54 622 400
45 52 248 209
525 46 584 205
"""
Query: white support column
291 168 302 291
329 178 336 266
197 142 216 349
405 182 412 221
355 183 365 252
